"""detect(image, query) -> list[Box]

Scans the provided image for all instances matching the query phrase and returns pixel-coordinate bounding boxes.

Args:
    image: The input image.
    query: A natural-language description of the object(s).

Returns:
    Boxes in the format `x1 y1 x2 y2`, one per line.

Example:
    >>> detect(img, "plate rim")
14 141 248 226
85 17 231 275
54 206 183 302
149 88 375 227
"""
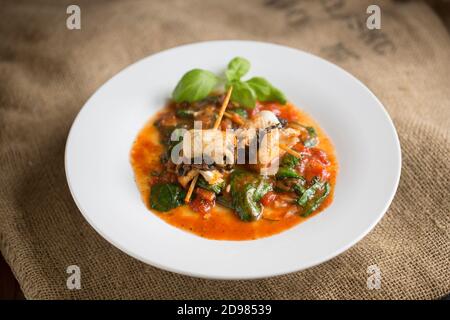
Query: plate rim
64 40 402 279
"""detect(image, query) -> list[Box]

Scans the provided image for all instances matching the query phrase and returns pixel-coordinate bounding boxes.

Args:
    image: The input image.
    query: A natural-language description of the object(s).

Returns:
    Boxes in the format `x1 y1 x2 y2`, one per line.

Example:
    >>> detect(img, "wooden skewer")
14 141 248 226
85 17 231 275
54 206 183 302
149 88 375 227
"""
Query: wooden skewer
279 143 302 159
224 111 245 126
223 111 233 119
185 87 233 203
184 174 199 203
213 87 233 129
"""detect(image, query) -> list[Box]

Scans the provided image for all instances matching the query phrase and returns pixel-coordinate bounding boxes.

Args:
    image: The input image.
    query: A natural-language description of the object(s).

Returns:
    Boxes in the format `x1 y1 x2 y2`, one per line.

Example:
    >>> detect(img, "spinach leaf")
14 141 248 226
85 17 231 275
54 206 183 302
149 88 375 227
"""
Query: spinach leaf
293 183 306 195
254 179 273 201
297 178 324 207
276 167 301 179
302 182 330 217
197 176 225 194
172 69 218 103
230 169 272 221
237 184 261 221
226 57 250 82
292 178 307 195
281 153 300 168
150 183 186 212
216 195 234 209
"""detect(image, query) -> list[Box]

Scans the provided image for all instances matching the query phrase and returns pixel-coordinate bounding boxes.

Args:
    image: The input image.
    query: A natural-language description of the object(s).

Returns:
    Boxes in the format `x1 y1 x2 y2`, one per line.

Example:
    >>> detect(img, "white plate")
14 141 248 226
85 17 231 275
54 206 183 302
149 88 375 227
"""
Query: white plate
65 41 401 279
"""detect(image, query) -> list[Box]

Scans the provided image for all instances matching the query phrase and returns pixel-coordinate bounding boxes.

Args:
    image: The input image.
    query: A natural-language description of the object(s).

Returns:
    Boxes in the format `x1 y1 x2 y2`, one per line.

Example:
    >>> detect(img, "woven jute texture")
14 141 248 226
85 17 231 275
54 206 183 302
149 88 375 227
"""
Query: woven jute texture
0 0 449 299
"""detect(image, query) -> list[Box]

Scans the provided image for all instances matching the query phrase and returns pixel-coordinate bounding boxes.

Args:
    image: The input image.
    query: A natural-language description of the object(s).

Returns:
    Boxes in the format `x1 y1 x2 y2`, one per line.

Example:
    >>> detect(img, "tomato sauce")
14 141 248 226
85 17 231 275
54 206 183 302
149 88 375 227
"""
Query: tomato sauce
130 102 338 240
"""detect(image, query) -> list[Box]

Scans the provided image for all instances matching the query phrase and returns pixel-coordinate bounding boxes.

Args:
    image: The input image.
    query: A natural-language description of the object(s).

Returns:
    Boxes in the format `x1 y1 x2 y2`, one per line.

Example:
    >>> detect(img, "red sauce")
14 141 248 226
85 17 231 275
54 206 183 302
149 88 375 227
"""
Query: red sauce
130 102 338 240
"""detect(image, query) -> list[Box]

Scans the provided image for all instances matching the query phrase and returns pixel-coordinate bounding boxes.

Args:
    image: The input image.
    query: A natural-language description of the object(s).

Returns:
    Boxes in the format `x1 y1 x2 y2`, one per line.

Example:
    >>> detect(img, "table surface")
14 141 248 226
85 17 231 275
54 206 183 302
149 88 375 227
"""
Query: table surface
0 254 24 300
1 251 449 300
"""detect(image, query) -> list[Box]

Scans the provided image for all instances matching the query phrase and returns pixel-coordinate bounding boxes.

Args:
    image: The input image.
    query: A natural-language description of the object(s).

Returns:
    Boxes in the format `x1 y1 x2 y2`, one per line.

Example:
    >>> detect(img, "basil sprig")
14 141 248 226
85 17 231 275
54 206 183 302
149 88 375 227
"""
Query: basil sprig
226 57 286 108
171 57 287 108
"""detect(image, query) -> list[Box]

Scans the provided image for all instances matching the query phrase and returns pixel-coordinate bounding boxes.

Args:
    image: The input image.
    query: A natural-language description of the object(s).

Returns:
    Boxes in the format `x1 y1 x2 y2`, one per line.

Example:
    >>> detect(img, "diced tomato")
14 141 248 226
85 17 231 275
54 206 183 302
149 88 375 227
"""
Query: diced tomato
293 145 331 181
310 148 330 165
263 102 300 121
292 143 312 156
277 106 297 121
190 197 215 214
250 102 282 118
293 143 305 152
249 101 299 122
261 191 277 206
195 188 216 202
304 159 330 181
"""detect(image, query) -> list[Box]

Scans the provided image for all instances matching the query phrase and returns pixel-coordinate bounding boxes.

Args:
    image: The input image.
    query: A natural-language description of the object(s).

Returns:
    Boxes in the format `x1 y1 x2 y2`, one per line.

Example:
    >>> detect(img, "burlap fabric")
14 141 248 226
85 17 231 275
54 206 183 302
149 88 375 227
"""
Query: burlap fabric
0 0 449 300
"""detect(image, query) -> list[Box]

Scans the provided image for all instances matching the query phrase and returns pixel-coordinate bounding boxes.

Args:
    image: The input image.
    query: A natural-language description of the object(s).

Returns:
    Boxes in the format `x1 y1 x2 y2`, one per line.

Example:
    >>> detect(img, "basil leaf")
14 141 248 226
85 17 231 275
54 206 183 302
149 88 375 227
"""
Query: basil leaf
230 81 257 108
246 77 287 104
172 69 218 103
267 86 287 104
246 77 272 98
150 183 186 212
226 57 250 82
